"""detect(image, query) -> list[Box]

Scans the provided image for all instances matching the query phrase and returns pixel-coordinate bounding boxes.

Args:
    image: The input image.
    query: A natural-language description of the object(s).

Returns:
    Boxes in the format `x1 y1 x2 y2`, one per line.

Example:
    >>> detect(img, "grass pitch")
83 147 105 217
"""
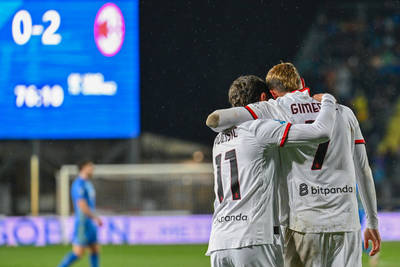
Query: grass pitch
0 242 399 267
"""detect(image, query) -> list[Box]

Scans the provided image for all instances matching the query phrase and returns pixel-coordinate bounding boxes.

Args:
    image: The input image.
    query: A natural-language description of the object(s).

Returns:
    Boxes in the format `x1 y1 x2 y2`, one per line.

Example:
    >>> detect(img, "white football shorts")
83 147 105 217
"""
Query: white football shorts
210 243 284 267
284 229 361 267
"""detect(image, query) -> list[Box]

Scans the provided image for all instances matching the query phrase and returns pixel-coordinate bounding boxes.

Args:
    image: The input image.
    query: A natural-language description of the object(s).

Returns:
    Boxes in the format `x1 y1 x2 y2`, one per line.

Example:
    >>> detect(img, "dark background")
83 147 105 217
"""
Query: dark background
140 0 321 145
1 0 369 215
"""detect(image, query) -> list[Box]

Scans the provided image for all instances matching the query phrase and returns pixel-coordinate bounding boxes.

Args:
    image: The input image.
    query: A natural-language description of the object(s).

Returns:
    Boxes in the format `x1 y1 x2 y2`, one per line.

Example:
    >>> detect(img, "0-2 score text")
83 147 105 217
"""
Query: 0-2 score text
12 10 62 45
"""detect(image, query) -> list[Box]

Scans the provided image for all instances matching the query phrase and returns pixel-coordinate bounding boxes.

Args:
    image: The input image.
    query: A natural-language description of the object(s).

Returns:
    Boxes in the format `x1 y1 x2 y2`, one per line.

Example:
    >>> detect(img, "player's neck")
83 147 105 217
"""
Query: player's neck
273 92 288 99
281 92 289 97
79 173 89 179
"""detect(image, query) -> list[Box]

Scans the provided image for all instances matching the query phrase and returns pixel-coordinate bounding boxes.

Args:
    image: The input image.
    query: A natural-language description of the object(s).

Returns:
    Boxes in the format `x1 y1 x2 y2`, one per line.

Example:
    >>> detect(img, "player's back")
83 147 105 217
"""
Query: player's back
207 119 287 255
275 91 360 232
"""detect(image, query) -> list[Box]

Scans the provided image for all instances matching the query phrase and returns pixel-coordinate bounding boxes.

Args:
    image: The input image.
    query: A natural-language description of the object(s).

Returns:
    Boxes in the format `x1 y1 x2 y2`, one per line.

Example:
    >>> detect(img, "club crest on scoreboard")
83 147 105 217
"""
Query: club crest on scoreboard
94 3 125 57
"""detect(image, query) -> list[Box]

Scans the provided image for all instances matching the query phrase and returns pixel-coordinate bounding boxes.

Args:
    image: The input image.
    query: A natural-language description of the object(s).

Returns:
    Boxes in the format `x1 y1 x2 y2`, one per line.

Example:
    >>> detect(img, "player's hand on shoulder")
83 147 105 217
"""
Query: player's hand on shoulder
312 93 324 102
364 228 381 256
313 93 336 104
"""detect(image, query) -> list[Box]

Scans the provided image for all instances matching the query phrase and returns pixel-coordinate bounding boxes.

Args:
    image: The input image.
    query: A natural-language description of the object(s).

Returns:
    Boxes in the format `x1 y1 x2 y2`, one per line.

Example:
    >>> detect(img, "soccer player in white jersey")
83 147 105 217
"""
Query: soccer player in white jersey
207 75 337 267
206 63 381 267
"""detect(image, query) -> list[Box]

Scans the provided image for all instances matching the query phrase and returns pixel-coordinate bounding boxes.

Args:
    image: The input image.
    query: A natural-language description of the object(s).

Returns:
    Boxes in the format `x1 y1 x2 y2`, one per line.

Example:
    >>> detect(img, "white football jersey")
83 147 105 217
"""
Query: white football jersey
206 94 338 254
246 90 363 232
206 120 288 255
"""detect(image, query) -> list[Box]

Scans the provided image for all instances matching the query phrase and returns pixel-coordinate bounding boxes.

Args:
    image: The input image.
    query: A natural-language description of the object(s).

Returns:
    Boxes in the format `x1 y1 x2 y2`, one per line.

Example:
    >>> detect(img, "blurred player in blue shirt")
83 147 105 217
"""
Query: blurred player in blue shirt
58 160 103 267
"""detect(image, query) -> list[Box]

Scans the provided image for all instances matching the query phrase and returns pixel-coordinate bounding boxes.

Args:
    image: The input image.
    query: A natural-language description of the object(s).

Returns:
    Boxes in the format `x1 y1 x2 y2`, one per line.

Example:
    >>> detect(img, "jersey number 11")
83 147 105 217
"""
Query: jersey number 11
215 149 241 203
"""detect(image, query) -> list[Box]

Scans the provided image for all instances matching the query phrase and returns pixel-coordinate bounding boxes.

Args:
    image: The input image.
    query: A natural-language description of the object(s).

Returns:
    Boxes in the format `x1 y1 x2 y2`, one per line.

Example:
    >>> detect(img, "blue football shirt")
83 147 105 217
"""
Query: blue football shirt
71 177 96 222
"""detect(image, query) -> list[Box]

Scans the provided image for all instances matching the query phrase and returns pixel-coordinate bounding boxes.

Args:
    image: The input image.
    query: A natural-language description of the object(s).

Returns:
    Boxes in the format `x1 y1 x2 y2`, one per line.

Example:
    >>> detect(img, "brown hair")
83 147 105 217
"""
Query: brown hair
228 75 267 107
266 62 302 92
78 159 93 171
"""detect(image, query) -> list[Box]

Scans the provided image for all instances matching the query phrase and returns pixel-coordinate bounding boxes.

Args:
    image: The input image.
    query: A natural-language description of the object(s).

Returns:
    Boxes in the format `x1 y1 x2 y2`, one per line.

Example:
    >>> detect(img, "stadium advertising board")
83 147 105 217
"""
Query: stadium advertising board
0 0 140 139
0 215 212 246
0 212 399 246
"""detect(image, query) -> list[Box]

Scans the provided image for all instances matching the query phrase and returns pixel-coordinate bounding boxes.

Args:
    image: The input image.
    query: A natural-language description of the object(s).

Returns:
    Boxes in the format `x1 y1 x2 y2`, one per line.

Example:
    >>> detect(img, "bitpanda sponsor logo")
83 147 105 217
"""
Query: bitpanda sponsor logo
299 183 309 196
299 183 354 196
216 213 248 223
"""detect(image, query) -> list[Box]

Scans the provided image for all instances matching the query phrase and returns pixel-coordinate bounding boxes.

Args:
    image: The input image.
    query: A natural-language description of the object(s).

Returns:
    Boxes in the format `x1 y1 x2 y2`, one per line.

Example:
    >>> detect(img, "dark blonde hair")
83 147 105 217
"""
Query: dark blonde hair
266 62 302 92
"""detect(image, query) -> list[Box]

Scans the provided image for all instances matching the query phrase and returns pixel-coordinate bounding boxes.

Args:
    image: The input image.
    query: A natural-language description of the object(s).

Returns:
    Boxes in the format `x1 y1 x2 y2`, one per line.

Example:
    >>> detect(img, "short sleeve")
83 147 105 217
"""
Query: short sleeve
72 181 86 201
249 119 291 147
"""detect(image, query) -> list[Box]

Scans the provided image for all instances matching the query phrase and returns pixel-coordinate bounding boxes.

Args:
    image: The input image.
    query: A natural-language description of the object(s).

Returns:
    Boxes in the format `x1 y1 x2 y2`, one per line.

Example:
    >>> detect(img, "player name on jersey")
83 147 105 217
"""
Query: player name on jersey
213 127 238 146
290 102 321 114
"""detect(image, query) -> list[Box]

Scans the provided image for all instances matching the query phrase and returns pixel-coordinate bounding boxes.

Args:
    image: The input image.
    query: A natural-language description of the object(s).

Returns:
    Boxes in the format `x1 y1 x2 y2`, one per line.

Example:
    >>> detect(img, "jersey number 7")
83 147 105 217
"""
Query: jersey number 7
306 120 329 170
215 149 241 203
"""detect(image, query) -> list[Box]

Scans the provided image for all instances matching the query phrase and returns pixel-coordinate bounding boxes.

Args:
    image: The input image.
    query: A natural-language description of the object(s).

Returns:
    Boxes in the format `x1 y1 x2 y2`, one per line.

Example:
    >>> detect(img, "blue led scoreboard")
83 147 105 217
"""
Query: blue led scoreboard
0 0 139 138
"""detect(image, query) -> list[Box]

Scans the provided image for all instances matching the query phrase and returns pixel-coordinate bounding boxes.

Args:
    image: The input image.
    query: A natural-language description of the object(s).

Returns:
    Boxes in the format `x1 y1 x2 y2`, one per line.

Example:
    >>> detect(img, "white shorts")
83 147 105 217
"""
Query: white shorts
210 244 284 267
284 229 361 267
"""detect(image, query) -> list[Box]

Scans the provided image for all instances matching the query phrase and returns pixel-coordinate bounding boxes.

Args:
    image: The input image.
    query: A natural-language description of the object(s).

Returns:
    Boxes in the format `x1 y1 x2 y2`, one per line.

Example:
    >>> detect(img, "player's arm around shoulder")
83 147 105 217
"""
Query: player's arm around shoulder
248 118 292 148
206 107 252 132
284 94 337 146
206 99 278 132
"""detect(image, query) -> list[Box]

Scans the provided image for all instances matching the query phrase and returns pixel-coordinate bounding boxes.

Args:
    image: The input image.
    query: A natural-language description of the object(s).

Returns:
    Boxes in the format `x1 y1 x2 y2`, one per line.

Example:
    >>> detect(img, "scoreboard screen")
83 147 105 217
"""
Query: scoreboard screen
0 0 139 139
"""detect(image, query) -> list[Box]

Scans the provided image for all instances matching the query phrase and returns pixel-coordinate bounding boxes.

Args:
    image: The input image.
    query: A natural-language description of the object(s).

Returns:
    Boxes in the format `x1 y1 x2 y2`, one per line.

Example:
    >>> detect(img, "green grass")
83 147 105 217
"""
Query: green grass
362 242 400 267
0 242 399 267
0 244 210 267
